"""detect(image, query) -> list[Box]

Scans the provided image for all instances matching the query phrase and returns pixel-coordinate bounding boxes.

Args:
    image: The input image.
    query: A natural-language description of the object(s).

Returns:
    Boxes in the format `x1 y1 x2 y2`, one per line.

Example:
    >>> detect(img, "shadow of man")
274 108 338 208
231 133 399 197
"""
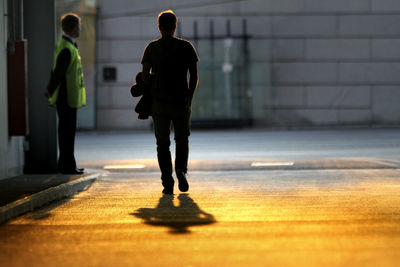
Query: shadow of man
132 194 216 234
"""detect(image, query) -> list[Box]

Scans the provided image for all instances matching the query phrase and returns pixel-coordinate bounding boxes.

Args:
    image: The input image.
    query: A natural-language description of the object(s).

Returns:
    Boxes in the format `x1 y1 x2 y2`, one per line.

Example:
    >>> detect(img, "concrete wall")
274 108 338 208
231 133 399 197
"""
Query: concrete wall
0 0 24 180
97 0 400 128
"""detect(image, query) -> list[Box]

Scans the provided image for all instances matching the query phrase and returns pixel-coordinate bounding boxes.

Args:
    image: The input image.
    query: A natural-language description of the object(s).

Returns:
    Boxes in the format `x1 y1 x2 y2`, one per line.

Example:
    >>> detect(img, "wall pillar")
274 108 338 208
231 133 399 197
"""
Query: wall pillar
23 0 57 173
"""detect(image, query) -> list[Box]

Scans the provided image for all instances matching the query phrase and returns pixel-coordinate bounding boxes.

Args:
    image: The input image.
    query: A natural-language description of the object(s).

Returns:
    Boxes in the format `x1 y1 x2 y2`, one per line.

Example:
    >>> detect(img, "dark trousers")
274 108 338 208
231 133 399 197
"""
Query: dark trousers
56 102 77 171
152 99 191 187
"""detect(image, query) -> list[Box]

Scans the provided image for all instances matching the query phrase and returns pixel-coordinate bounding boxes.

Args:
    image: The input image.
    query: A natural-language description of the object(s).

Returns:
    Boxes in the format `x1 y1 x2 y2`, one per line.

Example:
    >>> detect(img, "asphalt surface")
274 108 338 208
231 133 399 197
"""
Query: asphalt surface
75 128 400 160
1 129 400 266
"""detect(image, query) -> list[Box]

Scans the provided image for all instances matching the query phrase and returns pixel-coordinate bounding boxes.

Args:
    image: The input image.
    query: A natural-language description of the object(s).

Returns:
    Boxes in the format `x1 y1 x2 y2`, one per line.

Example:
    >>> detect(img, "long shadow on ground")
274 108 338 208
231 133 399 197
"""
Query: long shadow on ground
132 194 216 234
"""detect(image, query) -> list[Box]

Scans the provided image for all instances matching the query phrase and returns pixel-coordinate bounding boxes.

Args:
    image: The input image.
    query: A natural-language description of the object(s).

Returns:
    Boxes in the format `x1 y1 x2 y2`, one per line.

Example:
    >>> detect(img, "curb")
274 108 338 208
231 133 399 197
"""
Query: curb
0 173 99 224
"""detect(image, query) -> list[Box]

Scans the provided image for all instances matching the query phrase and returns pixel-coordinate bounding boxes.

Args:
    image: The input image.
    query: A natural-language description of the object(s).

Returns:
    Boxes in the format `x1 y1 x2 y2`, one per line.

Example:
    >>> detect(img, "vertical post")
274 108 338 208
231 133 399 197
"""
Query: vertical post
210 20 215 101
94 6 100 129
10 0 23 39
226 19 231 37
223 19 233 117
193 20 198 48
177 21 182 38
242 18 251 118
23 0 57 173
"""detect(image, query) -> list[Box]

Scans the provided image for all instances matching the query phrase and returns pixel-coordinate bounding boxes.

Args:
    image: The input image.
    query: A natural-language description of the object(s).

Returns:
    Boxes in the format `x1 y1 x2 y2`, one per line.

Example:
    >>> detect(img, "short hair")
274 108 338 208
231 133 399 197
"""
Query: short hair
158 10 177 32
61 13 81 34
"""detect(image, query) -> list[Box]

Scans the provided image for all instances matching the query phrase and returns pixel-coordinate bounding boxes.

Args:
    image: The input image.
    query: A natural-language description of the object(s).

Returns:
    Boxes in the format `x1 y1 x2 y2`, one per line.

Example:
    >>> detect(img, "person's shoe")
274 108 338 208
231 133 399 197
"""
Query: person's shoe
162 187 174 194
161 176 174 194
59 168 84 175
176 170 189 192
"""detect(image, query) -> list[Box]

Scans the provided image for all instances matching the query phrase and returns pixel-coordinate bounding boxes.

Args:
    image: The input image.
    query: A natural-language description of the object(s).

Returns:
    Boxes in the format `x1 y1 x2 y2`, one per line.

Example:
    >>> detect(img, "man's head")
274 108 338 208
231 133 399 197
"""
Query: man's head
158 10 177 36
61 13 81 38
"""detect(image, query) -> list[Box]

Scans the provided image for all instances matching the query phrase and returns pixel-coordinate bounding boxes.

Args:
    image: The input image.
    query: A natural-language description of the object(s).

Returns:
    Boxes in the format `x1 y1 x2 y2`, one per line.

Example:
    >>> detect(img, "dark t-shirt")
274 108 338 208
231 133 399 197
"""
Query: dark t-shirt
141 36 198 103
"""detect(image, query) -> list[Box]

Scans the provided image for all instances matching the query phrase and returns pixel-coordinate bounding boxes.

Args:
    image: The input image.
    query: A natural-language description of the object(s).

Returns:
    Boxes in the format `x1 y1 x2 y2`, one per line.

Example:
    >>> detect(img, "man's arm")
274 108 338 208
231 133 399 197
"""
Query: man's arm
142 63 151 85
188 62 198 101
45 49 70 97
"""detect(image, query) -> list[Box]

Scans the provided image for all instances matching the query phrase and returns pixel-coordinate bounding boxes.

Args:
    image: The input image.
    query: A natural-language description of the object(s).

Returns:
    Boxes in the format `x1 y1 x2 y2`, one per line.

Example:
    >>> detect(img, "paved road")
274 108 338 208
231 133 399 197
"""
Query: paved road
1 129 400 266
75 128 400 161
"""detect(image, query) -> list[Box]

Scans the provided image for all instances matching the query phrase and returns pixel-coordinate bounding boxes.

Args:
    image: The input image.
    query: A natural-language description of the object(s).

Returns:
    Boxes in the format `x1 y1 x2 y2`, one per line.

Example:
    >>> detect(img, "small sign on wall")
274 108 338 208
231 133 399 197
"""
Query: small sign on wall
103 66 116 81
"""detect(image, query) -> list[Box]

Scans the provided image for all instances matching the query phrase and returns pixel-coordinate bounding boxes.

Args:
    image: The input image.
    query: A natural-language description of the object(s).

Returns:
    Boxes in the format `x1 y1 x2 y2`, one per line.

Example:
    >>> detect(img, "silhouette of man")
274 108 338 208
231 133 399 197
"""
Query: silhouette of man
141 10 199 194
45 13 86 174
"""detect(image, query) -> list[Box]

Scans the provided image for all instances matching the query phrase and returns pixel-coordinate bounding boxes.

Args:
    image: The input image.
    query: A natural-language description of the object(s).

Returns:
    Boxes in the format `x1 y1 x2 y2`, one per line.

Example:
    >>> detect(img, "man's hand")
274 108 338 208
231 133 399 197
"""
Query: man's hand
142 63 151 85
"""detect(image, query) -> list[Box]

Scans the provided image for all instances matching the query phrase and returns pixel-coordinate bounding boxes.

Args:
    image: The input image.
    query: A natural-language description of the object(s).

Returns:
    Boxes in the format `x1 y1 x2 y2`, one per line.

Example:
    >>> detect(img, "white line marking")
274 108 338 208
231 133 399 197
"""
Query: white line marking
251 162 294 167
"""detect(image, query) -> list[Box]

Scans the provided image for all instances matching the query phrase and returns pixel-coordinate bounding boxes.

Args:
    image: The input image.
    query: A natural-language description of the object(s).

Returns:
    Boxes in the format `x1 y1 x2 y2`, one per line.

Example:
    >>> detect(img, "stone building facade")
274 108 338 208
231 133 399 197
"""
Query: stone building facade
96 0 400 129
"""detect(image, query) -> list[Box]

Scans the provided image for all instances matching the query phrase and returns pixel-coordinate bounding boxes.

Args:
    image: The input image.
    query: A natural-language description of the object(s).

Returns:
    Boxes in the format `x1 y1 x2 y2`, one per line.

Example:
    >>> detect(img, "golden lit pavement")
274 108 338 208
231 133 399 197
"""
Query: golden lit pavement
1 167 400 266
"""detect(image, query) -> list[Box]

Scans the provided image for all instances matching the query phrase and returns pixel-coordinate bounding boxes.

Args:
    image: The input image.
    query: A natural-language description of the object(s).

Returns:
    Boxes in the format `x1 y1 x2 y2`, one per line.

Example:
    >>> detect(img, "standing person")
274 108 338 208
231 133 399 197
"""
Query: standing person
45 13 86 174
141 10 199 194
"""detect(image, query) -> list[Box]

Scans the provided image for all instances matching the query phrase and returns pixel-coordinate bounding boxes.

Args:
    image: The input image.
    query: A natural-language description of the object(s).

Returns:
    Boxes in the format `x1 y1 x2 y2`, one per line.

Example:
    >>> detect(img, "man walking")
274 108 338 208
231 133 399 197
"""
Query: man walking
141 10 199 194
46 13 86 174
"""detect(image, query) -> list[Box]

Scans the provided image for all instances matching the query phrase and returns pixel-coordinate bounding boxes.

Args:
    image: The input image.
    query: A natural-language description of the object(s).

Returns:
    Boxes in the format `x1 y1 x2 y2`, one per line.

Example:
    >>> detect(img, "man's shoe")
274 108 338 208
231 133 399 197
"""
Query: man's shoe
59 168 84 175
176 170 189 192
161 176 174 194
162 187 174 194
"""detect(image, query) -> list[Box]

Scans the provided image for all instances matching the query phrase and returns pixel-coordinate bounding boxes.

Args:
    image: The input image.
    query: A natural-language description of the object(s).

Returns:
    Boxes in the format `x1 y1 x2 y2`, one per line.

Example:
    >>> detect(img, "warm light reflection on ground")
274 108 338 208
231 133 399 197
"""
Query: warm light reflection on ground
3 169 400 266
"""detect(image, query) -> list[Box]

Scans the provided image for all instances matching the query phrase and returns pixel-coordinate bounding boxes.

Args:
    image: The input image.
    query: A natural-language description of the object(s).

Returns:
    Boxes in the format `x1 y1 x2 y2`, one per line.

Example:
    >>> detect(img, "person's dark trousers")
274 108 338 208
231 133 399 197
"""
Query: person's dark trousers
152 98 191 188
56 102 77 172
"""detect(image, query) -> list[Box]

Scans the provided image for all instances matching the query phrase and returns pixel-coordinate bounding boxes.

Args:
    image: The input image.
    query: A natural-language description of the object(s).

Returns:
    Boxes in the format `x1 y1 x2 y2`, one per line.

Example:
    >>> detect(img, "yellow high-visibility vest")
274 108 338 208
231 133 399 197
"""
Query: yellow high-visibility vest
48 38 86 108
